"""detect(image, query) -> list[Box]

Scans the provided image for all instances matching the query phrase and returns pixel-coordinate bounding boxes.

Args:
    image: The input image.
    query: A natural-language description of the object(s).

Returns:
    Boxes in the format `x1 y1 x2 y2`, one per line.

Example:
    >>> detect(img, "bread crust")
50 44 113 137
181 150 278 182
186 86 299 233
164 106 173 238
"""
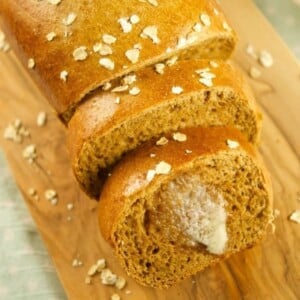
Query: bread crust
0 0 236 118
98 126 271 243
68 60 261 197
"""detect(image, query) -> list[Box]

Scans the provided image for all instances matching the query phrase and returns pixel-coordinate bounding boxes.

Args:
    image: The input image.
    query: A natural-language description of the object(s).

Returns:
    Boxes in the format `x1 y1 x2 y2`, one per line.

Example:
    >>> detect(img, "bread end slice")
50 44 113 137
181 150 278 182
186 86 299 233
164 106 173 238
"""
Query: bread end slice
98 127 273 288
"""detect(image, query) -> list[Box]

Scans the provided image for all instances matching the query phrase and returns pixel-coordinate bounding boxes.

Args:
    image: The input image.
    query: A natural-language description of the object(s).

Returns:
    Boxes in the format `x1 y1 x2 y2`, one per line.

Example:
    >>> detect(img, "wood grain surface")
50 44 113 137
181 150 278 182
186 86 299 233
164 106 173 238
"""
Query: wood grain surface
0 0 299 299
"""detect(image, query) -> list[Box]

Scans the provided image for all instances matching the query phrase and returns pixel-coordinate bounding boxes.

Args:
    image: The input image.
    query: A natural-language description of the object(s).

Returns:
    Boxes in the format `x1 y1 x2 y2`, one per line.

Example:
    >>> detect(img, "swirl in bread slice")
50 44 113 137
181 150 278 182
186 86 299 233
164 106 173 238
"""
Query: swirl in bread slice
99 127 273 288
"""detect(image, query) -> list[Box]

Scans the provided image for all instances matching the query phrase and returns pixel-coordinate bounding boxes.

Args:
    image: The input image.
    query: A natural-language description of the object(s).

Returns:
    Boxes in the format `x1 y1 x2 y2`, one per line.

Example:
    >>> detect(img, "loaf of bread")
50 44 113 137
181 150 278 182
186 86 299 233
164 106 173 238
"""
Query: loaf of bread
98 126 273 288
68 59 262 198
1 0 274 290
0 0 236 122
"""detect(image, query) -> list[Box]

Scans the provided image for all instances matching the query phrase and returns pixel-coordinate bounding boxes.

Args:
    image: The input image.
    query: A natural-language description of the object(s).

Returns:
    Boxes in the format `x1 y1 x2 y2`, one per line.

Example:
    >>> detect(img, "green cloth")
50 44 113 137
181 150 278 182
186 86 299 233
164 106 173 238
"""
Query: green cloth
0 151 67 300
254 0 300 59
0 1 299 299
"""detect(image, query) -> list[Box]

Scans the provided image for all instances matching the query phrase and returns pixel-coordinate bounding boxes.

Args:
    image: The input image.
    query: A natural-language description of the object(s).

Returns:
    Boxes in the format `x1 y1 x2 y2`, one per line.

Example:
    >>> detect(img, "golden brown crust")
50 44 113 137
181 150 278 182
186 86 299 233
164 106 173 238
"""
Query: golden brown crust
0 0 236 118
98 126 258 243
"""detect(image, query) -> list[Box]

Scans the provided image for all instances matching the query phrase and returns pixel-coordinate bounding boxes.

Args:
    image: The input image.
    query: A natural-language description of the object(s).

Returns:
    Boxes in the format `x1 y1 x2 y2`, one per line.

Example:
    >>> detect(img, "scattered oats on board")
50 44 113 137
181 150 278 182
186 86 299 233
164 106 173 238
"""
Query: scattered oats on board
28 188 37 197
102 34 117 45
44 189 57 200
249 66 261 79
125 48 140 64
274 209 280 218
129 87 140 96
226 139 240 149
0 31 10 52
46 32 57 41
289 210 300 224
60 70 68 82
4 119 29 143
73 46 88 61
28 188 39 201
47 0 62 5
156 136 168 146
87 264 98 277
44 189 58 205
99 58 115 70
200 13 211 27
173 132 187 142
67 203 74 211
28 58 35 69
172 86 183 95
72 259 83 268
155 161 172 175
115 97 121 104
111 294 121 300
22 144 37 163
115 277 126 290
36 111 47 127
150 153 156 158
258 50 274 68
96 259 106 272
63 12 77 26
246 44 258 59
140 25 160 44
87 258 106 276
101 269 117 285
185 149 193 154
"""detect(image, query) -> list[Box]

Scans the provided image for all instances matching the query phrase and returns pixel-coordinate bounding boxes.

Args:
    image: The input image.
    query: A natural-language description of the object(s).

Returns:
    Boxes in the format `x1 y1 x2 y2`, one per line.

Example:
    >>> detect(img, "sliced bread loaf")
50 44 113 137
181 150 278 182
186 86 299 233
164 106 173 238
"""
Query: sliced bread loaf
0 0 236 121
98 127 273 288
68 60 262 198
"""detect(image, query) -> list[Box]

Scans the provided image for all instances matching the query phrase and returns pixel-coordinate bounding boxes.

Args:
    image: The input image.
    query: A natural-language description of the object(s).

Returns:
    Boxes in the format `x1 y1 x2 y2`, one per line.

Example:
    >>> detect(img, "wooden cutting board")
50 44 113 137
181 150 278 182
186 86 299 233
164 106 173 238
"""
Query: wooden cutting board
0 0 299 299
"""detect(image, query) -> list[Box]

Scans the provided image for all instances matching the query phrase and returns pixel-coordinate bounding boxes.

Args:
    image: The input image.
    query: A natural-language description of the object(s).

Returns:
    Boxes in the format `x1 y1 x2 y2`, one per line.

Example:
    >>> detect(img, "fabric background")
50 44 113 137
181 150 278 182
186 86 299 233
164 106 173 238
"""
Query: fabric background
0 1 299 299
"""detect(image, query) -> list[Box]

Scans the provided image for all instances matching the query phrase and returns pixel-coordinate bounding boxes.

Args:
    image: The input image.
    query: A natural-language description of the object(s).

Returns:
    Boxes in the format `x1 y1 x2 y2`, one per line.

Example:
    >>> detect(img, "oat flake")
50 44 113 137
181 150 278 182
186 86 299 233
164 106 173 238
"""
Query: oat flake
140 26 160 44
226 139 240 149
63 12 77 26
155 161 172 175
73 47 88 61
99 58 115 70
46 32 57 41
125 48 140 63
172 86 183 95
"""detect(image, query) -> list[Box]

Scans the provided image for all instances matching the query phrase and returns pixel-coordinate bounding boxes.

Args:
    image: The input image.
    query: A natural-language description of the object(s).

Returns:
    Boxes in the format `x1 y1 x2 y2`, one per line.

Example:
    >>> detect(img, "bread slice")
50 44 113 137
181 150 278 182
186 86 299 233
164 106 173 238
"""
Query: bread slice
68 60 262 198
98 127 273 289
0 0 236 121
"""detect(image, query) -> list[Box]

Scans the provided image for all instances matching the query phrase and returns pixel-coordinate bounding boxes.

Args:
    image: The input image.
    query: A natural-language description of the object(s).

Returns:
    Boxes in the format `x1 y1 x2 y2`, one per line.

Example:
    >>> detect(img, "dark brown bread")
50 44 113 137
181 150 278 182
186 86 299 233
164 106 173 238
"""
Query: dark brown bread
98 127 273 288
68 60 262 198
0 0 236 121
